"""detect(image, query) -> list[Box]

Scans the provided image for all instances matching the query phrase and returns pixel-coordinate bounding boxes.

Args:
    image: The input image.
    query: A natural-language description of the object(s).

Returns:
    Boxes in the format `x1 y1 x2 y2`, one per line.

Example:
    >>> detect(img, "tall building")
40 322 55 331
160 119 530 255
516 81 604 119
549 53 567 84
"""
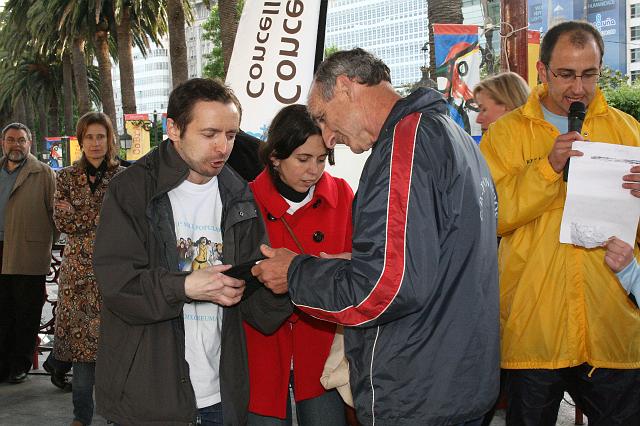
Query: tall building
324 0 490 88
324 0 429 87
628 0 640 81
112 0 214 131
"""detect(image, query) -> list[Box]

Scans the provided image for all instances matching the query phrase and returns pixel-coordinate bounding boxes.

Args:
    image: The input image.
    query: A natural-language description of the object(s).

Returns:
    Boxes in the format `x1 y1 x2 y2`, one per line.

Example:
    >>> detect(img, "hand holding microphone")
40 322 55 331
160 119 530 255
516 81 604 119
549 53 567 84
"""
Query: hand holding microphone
548 102 586 179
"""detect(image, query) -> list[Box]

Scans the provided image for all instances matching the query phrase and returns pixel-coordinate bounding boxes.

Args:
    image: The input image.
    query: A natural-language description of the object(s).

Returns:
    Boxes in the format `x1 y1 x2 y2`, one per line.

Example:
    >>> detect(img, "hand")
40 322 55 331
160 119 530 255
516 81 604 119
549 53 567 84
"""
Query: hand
319 251 352 260
622 165 640 198
547 131 584 174
603 237 635 273
185 264 245 306
55 200 75 214
251 244 296 294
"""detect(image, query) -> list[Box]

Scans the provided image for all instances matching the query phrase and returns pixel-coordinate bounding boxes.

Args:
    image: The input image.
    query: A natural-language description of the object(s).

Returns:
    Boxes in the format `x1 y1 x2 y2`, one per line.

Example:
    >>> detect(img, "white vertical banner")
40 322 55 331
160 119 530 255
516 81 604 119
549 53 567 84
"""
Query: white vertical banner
225 0 322 139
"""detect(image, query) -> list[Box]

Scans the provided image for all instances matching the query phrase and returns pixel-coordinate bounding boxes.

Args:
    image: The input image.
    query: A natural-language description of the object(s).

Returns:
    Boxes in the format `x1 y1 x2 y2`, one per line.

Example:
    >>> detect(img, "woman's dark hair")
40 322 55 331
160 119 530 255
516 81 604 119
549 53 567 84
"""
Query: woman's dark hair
259 104 334 179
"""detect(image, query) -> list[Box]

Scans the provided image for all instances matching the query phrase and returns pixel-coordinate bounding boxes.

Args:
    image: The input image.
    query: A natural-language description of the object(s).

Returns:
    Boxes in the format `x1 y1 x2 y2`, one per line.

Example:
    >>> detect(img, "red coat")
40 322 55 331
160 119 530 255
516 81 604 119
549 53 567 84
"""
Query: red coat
244 169 353 418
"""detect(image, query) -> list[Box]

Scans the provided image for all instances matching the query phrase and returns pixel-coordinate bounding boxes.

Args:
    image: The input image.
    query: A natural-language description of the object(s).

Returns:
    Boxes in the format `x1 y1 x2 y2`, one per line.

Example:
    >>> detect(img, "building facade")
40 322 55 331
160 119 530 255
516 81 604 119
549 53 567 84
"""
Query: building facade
628 0 640 81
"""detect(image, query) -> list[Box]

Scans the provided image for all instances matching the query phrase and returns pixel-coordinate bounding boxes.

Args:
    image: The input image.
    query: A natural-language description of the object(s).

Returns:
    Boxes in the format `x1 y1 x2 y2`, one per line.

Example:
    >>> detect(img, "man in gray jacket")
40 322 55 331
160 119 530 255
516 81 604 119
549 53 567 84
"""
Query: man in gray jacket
93 78 291 425
253 49 500 426
0 123 56 384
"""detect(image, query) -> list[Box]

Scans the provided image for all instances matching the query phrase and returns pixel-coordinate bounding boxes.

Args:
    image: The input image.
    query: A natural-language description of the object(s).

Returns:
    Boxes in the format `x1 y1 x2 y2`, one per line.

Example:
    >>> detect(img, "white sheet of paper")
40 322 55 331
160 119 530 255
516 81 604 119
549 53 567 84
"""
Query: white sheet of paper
560 141 640 248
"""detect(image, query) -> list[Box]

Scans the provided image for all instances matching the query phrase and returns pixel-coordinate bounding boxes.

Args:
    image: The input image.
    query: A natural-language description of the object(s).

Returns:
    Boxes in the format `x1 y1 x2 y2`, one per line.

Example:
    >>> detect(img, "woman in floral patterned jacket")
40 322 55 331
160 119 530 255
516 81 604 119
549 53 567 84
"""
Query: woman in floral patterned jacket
53 112 124 426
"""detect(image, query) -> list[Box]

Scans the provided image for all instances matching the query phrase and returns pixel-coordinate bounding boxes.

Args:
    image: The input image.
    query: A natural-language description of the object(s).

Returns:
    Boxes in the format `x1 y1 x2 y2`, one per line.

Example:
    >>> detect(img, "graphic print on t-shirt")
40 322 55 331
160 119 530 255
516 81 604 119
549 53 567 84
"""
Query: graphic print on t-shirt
177 235 223 271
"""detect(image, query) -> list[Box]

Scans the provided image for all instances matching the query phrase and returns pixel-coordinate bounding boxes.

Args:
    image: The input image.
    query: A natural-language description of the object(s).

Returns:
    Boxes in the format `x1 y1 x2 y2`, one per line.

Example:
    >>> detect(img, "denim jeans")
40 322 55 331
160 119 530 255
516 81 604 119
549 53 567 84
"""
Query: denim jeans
72 362 95 425
247 385 347 426
196 403 223 426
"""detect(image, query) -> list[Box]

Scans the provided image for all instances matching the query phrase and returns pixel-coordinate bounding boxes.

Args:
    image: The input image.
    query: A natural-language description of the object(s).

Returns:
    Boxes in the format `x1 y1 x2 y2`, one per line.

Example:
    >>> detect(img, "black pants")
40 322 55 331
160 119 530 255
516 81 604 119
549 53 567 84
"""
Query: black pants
0 273 46 376
505 364 640 426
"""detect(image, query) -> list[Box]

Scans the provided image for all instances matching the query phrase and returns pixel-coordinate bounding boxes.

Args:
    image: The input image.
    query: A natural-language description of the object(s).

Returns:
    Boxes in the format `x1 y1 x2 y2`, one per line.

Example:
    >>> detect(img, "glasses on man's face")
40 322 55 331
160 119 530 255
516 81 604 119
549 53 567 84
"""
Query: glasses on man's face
4 137 28 146
546 65 600 84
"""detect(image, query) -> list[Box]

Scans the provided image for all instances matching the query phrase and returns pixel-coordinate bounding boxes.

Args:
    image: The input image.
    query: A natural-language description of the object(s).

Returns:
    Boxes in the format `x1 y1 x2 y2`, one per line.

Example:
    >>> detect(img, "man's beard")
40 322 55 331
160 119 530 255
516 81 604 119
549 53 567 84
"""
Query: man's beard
6 149 26 163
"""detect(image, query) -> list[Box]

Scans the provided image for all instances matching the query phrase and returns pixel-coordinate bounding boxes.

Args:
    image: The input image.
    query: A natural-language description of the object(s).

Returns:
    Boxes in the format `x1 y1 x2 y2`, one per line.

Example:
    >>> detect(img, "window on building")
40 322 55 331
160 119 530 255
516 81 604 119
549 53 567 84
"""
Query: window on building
632 26 640 41
631 70 640 82
632 3 640 19
633 48 640 63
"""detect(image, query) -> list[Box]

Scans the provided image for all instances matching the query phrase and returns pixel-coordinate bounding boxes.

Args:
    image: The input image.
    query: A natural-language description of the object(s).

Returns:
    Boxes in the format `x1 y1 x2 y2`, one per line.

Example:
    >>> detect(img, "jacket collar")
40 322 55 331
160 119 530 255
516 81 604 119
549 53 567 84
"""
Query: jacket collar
2 154 43 192
522 84 610 122
250 169 338 218
143 139 252 203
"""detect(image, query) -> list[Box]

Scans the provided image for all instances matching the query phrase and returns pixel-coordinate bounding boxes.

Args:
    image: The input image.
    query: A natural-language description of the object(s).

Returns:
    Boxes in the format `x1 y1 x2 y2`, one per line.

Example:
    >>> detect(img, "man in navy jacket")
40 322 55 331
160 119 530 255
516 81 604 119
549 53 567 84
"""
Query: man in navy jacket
253 49 500 426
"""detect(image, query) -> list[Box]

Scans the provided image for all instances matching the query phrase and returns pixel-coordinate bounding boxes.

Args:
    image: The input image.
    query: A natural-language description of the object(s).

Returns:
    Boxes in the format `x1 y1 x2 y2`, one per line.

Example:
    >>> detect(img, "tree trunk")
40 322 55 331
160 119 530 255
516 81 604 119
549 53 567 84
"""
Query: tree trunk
72 37 91 116
37 94 49 155
427 0 463 80
167 0 188 88
25 96 35 139
117 5 137 114
50 94 61 137
62 50 75 135
13 96 27 124
218 0 239 75
94 28 118 136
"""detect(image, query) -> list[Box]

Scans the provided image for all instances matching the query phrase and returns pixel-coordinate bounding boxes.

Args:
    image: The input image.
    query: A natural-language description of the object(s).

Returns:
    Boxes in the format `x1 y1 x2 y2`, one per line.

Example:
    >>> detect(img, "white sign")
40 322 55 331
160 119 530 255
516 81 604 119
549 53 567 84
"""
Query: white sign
560 141 640 248
226 0 322 139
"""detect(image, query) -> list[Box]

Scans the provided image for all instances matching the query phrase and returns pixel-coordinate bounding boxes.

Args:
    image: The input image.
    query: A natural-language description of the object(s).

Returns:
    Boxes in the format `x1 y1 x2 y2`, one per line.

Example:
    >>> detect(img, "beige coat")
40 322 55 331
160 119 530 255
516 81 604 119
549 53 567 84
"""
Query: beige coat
1 153 56 275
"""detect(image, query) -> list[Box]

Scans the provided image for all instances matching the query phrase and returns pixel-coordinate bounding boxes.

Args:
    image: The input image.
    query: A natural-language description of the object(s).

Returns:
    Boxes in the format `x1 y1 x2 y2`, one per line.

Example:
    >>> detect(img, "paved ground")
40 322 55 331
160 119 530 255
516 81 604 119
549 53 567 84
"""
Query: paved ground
0 354 585 426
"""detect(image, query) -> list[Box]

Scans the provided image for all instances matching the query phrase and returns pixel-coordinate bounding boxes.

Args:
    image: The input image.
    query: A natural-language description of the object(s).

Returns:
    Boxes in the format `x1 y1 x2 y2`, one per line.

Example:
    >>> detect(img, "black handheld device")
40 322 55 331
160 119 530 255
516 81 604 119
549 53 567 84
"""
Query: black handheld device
223 257 266 298
563 101 586 182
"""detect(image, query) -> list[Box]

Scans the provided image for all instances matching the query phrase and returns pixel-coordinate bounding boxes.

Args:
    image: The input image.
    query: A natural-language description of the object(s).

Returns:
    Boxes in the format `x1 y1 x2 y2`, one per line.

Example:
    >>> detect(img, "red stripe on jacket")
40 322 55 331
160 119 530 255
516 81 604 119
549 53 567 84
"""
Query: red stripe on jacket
296 112 421 326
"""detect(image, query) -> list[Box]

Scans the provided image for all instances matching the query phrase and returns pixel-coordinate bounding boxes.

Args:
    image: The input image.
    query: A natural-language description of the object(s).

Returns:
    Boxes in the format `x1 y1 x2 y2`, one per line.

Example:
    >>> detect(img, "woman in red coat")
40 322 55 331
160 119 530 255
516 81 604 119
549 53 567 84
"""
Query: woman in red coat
245 104 353 425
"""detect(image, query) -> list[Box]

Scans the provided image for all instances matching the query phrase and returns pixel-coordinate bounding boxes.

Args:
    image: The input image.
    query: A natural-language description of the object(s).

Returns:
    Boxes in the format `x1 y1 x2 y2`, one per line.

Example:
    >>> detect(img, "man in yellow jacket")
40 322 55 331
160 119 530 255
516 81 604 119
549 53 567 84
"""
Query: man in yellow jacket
480 21 640 425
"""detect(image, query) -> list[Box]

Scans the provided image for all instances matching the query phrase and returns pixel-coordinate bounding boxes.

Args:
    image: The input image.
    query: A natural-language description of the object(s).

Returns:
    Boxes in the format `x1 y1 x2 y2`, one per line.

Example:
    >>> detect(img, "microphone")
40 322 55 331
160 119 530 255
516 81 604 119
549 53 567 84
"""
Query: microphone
563 101 586 182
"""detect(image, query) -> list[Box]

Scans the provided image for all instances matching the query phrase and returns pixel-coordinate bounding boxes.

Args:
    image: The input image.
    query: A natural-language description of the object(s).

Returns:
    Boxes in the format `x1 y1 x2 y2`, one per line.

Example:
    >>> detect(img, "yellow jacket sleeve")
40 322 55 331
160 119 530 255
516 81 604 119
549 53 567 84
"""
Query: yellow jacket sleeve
480 124 565 236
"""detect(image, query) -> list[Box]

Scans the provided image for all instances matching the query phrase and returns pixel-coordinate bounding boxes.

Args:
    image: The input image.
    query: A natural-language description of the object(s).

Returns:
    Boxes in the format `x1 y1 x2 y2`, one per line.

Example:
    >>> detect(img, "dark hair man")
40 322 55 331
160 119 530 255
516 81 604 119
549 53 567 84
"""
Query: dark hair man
480 21 640 425
92 78 291 425
0 122 57 384
252 48 500 426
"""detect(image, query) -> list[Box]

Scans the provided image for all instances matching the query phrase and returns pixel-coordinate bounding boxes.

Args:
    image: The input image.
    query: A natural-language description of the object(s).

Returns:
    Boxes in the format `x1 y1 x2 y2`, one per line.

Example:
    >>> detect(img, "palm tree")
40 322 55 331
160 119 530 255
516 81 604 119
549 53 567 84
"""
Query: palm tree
218 0 242 75
114 0 168 115
167 0 189 87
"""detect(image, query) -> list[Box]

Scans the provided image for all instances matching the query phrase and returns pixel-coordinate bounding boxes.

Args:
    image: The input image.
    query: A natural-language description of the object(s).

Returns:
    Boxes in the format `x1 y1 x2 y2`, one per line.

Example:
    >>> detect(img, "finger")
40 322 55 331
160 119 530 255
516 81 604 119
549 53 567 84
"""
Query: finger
222 277 245 288
631 165 640 173
260 244 276 258
622 174 640 182
209 264 233 272
568 150 584 157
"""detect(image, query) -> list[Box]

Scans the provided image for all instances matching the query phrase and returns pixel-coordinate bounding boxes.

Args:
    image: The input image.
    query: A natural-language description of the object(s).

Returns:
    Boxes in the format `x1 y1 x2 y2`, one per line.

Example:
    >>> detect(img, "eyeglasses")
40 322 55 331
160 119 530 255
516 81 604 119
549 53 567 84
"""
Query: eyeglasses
546 65 600 83
3 137 28 145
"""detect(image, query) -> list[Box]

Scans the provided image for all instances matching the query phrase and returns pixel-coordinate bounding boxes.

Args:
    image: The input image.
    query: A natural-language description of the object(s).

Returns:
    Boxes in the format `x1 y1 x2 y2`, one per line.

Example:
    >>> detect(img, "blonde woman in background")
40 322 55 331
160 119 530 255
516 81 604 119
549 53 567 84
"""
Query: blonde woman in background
474 72 530 133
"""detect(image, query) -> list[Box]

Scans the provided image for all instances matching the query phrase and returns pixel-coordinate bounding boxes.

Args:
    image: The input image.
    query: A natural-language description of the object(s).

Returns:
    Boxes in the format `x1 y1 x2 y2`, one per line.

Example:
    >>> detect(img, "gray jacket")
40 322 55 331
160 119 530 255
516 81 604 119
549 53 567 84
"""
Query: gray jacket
288 88 500 425
93 140 292 425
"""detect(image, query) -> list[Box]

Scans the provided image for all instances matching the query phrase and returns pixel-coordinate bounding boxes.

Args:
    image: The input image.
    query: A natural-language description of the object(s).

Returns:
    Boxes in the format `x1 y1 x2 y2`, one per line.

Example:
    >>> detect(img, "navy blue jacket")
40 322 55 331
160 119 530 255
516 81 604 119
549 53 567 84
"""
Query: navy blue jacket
288 88 500 425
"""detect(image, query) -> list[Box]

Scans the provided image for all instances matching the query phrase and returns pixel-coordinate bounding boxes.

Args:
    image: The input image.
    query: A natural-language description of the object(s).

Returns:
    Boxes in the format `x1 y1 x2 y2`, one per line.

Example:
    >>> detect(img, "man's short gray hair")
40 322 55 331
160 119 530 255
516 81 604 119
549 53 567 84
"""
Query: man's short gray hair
314 48 392 101
2 122 32 141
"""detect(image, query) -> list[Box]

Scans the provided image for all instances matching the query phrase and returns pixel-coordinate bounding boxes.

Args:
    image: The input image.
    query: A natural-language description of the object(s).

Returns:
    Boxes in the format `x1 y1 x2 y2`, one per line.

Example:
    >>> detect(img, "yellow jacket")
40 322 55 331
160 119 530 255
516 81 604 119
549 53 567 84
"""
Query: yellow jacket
480 84 640 369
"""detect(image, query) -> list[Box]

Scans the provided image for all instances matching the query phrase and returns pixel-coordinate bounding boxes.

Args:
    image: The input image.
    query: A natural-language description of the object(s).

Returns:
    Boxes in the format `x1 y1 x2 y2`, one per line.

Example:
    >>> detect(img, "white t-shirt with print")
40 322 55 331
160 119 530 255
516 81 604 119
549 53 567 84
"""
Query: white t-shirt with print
168 176 224 409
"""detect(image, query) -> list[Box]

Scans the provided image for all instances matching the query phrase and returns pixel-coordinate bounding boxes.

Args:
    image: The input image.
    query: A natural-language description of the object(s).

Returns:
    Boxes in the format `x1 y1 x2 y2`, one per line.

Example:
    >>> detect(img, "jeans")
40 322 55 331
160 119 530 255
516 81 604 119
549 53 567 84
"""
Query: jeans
72 362 95 425
196 403 223 426
248 385 347 426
